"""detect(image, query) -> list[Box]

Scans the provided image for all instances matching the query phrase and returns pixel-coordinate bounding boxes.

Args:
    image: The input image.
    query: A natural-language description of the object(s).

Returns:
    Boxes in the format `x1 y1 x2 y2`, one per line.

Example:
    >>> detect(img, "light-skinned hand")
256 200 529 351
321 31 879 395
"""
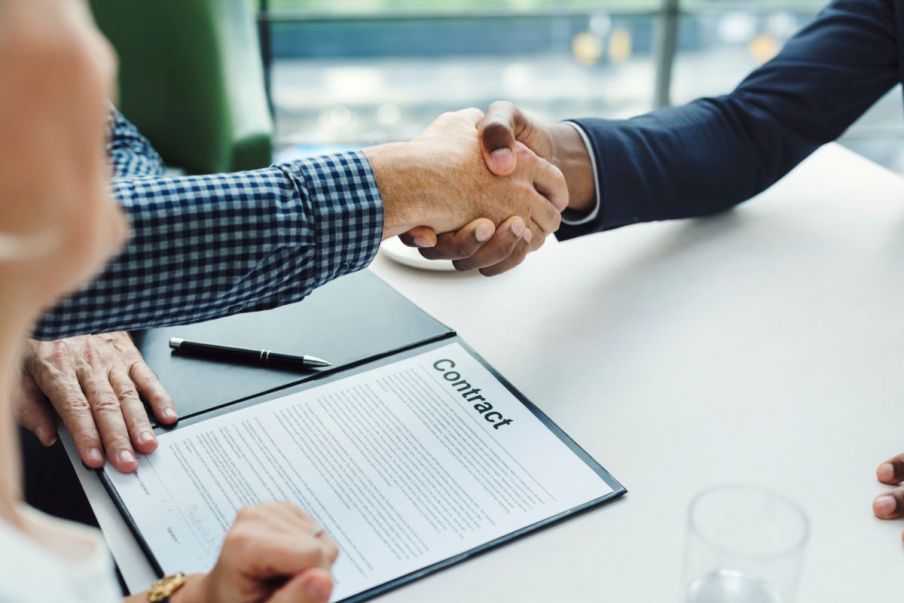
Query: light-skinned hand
16 332 176 473
163 502 339 603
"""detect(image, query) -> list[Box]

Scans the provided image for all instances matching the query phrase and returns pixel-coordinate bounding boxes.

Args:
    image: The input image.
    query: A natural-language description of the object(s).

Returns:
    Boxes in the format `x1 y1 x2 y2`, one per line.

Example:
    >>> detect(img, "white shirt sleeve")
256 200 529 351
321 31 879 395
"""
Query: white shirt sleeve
560 121 601 226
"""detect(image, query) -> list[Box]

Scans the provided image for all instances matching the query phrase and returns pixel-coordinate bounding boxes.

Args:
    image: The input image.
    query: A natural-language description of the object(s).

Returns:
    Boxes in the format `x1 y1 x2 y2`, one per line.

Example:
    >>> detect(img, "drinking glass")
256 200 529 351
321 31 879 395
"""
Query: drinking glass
683 484 809 603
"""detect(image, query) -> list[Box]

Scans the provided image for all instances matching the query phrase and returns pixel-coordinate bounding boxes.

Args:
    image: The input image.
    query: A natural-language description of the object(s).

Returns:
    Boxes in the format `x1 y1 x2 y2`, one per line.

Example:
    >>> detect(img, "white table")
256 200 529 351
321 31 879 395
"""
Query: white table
65 143 904 601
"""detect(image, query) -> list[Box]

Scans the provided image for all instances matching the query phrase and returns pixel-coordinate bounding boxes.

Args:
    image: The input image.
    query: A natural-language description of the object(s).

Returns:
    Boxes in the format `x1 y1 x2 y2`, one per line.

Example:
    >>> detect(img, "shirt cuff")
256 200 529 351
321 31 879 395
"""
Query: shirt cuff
280 150 384 287
560 121 601 226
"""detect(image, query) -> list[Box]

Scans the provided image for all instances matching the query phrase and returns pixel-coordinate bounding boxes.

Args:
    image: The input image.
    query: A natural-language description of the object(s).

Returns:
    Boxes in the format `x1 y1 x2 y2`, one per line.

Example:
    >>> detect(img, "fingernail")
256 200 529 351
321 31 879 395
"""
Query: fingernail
119 450 136 465
522 228 533 243
163 408 178 420
475 222 494 242
87 448 103 465
413 235 433 248
878 463 895 482
875 494 897 516
511 218 525 237
139 431 156 444
34 426 55 446
490 148 515 172
305 581 330 602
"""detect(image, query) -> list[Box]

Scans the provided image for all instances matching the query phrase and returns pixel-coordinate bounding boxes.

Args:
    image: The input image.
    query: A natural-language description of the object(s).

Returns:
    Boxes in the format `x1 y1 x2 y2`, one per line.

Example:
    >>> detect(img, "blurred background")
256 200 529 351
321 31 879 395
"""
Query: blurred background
259 0 904 172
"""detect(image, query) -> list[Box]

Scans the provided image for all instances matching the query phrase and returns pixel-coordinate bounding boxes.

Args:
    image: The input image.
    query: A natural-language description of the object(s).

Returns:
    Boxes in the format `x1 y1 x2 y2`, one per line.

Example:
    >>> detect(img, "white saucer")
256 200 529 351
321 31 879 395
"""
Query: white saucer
379 238 456 272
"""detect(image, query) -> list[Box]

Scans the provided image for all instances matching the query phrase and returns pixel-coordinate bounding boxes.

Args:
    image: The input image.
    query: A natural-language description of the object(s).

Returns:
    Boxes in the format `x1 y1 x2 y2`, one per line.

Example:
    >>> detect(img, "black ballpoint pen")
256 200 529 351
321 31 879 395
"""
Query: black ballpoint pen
169 338 331 371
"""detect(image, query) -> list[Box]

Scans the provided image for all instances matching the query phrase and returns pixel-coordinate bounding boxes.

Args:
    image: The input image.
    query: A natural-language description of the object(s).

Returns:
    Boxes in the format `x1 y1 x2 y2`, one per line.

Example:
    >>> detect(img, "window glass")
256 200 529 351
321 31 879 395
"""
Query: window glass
270 12 656 149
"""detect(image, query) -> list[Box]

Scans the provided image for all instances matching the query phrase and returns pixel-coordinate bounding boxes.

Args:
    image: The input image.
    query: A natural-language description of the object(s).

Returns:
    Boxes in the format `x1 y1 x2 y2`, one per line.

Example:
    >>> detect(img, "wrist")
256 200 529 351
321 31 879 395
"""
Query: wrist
549 122 595 213
363 142 434 239
168 573 208 603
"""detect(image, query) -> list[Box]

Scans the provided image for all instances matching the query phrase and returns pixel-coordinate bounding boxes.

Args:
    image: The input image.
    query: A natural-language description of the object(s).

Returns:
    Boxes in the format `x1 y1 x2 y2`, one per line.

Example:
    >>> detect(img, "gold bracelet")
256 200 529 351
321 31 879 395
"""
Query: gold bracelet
147 573 187 603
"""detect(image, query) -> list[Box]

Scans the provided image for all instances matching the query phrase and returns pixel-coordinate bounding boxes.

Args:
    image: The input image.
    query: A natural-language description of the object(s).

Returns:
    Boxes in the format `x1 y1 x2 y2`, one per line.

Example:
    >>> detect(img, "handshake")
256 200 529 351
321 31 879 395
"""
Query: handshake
365 103 596 275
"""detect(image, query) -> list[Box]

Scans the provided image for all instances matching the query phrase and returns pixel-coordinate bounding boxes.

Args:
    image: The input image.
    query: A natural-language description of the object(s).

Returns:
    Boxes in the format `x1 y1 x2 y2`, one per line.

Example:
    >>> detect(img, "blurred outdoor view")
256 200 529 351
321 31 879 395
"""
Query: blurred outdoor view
261 0 904 172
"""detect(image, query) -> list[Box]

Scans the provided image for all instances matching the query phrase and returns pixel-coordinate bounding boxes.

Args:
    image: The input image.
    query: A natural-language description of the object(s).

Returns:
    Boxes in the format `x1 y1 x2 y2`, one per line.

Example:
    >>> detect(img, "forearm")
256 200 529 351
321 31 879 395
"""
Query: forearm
561 97 823 237
32 151 383 339
557 0 898 239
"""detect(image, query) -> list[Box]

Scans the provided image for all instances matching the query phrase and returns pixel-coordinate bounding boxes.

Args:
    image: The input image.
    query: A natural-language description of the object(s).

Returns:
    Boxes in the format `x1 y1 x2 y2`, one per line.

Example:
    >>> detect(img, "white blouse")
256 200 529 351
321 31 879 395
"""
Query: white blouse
0 505 121 603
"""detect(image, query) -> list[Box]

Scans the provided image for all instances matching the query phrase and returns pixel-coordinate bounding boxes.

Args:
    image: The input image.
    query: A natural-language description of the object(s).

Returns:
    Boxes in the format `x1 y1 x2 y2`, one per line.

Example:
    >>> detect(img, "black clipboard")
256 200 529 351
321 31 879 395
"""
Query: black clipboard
100 274 626 602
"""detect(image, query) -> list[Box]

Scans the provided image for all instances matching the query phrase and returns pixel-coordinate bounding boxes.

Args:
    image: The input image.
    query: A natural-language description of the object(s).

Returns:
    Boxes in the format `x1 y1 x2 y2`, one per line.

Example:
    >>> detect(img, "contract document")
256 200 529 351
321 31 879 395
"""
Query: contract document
106 342 623 602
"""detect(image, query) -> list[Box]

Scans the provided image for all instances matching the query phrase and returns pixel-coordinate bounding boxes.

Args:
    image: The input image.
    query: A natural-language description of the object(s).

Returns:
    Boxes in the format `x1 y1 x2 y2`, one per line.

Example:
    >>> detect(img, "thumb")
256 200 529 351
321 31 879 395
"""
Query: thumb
478 100 524 176
267 568 333 603
13 374 57 446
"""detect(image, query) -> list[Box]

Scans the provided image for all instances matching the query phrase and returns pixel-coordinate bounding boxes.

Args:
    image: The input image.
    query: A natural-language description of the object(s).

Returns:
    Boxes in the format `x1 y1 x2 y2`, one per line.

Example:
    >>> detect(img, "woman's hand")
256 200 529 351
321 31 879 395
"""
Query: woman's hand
173 502 339 603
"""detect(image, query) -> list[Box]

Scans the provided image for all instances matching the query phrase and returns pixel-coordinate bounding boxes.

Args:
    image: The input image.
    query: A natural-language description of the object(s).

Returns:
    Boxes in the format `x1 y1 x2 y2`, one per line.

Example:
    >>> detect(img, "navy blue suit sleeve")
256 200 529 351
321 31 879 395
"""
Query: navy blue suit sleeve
558 0 899 239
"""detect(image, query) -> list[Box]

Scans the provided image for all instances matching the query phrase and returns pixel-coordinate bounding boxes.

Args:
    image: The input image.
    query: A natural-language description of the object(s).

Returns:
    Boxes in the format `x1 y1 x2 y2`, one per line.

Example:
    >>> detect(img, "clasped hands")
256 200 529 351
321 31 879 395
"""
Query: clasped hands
367 102 594 275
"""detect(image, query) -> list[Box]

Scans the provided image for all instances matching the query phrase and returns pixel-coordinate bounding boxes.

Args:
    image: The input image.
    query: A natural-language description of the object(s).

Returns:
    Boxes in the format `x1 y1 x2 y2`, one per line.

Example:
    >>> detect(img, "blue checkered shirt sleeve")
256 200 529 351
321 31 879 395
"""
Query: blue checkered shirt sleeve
32 115 384 340
107 110 166 178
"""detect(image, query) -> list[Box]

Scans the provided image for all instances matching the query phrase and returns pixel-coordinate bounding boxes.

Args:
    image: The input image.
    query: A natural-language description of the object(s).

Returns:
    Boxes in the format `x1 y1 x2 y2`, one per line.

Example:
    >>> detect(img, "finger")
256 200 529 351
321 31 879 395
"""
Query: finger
227 526 329 577
452 216 524 271
259 500 316 530
454 106 484 126
81 372 137 472
13 376 57 446
109 368 157 454
877 453 904 485
428 107 484 133
32 364 104 467
129 360 177 425
512 143 562 235
478 100 524 176
420 218 496 261
480 229 532 277
873 488 904 519
399 226 437 249
532 156 569 212
261 502 339 561
268 568 333 603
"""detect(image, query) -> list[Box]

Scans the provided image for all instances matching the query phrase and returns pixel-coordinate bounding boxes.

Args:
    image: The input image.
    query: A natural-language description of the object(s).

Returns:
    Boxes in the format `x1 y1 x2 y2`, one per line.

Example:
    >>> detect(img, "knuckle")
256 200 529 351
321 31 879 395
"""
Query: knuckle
91 396 121 415
280 500 303 515
223 525 252 550
65 396 92 413
235 506 258 523
111 378 140 402
47 341 72 368
82 341 100 365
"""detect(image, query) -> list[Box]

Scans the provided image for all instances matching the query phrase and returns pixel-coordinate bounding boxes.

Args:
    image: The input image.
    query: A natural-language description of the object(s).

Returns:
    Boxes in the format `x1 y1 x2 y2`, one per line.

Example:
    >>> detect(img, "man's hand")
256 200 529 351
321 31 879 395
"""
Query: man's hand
873 453 904 542
402 101 596 275
365 108 568 250
16 332 177 473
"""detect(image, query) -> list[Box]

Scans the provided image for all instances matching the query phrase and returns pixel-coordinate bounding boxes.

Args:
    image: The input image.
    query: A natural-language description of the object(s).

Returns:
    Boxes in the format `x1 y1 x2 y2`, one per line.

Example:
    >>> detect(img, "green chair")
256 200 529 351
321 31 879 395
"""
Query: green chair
88 0 273 174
